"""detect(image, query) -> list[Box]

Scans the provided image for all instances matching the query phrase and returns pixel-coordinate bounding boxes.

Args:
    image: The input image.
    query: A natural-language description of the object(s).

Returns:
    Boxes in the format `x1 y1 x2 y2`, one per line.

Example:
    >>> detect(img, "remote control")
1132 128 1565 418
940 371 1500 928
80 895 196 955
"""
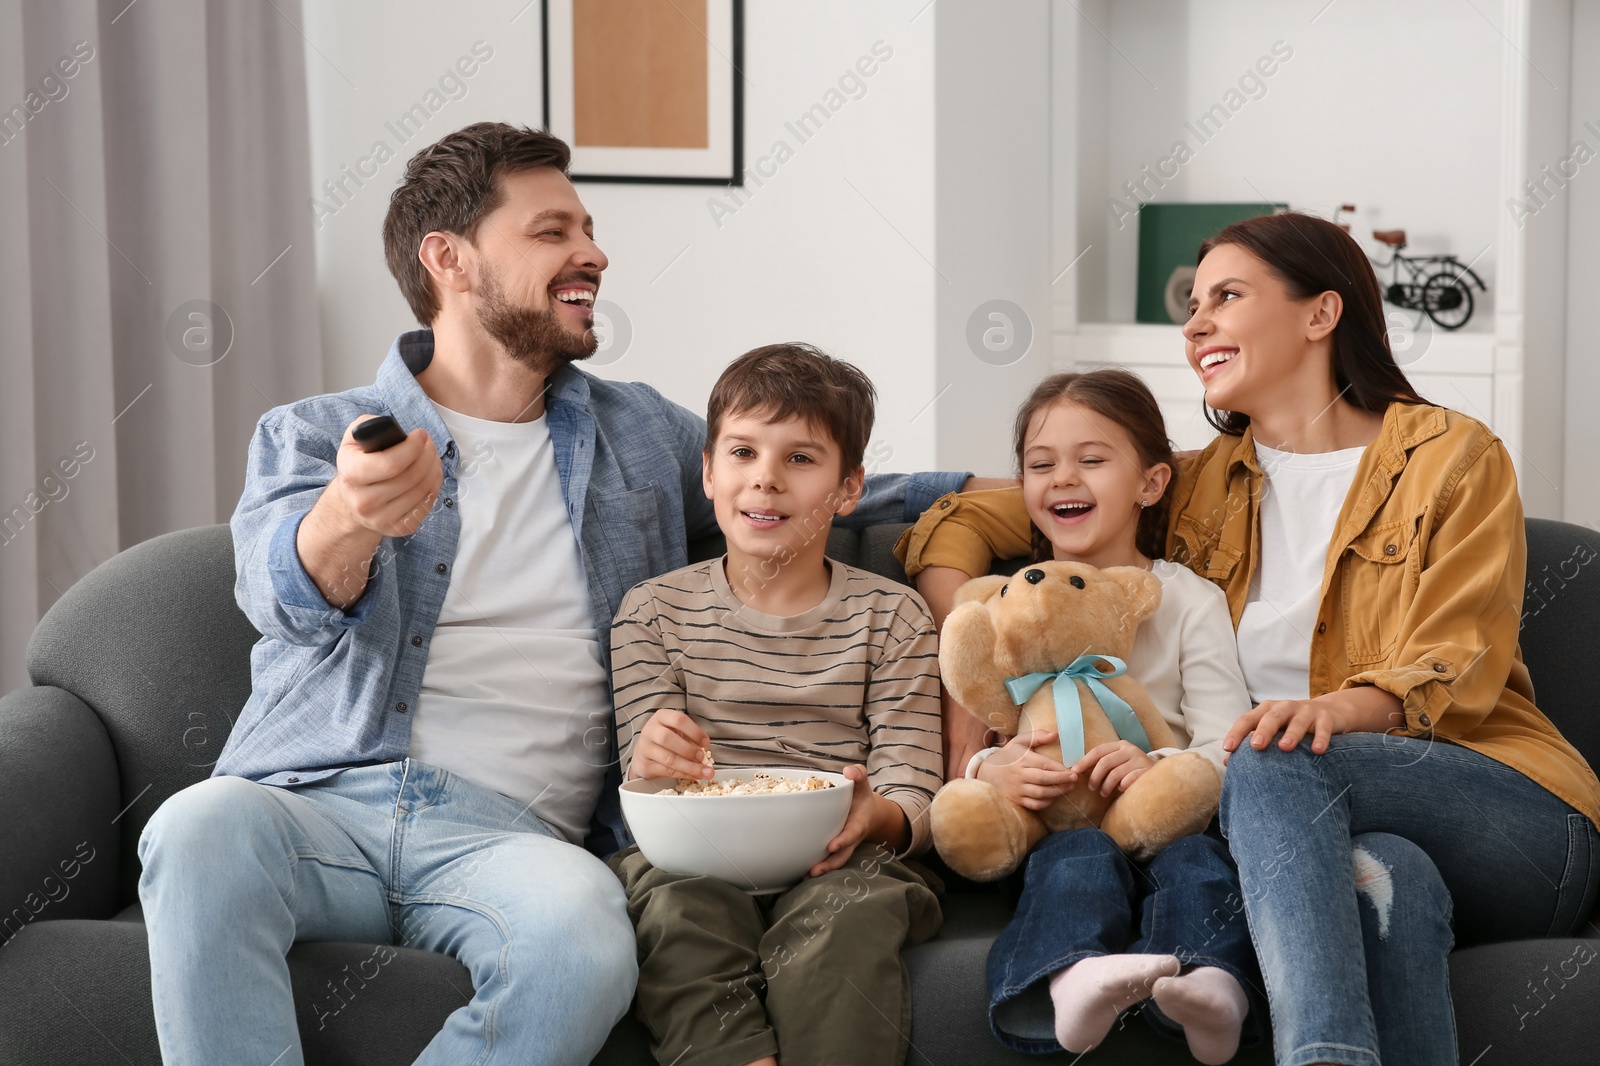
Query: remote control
352 415 407 452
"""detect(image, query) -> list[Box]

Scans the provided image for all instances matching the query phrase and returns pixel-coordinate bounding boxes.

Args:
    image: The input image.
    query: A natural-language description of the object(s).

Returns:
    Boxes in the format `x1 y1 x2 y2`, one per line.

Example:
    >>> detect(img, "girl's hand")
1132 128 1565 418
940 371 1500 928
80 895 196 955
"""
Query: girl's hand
945 708 992 783
628 709 712 781
917 564 994 781
1072 741 1156 796
975 731 1077 810
1222 687 1405 758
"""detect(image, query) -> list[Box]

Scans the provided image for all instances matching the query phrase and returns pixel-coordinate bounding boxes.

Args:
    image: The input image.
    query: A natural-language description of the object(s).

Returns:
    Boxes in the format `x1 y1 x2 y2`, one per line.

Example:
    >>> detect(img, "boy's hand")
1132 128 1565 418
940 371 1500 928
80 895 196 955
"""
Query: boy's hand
628 709 713 781
975 731 1077 810
808 766 904 878
1072 741 1156 796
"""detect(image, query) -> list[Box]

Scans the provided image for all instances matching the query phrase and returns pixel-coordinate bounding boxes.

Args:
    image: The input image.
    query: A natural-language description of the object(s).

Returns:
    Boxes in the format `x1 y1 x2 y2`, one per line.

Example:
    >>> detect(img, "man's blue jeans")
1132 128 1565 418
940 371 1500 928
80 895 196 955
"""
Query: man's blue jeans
1221 733 1600 1066
138 760 637 1066
986 826 1266 1054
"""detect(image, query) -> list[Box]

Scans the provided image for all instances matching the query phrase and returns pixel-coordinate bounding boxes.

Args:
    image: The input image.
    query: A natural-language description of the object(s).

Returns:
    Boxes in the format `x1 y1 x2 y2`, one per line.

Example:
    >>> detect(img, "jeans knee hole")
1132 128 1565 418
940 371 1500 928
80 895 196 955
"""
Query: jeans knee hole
1351 847 1394 940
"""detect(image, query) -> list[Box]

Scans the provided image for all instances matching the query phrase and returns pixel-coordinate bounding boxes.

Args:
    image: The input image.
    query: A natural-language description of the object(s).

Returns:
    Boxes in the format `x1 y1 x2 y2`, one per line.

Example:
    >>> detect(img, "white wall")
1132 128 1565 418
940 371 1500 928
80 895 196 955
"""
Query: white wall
1563 2 1600 526
933 1 1052 474
303 3 537 391
302 0 1012 474
1073 0 1505 326
303 1 1589 494
1513 0 1572 521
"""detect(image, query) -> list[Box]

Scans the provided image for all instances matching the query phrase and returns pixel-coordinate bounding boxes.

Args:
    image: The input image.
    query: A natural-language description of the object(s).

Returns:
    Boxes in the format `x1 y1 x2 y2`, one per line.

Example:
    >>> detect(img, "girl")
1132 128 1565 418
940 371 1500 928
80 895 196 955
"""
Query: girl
901 213 1600 1066
971 370 1262 1062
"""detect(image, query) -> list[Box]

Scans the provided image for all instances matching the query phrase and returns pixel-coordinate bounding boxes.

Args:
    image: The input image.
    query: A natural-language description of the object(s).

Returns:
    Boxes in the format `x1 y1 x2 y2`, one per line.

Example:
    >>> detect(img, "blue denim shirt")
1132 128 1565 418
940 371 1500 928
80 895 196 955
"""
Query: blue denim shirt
217 330 966 854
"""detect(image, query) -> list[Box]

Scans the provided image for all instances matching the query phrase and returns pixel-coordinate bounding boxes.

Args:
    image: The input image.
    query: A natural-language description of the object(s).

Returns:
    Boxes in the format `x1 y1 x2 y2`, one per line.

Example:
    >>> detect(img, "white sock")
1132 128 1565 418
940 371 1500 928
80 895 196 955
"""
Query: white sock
1151 966 1249 1065
1048 953 1180 1053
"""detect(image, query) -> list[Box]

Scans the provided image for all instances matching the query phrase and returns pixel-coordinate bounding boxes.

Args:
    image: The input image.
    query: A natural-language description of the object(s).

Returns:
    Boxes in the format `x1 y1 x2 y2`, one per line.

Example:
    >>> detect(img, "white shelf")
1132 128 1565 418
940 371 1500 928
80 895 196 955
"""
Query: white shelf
1047 0 1567 511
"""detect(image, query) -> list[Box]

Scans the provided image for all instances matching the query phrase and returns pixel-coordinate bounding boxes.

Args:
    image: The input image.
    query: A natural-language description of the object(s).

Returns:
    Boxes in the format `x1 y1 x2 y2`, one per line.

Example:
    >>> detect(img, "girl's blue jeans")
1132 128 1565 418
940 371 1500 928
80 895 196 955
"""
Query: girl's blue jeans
986 825 1267 1054
1221 733 1600 1066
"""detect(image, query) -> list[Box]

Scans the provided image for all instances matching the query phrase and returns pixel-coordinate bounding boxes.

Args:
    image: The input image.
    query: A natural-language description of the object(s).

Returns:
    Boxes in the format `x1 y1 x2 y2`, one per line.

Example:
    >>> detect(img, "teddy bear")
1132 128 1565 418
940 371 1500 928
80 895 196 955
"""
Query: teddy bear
929 561 1221 881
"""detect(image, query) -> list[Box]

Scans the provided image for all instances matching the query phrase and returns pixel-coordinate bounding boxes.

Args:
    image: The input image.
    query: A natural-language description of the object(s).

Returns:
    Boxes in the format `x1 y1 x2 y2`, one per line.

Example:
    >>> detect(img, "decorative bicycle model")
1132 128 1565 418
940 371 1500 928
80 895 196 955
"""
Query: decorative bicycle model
1334 204 1486 330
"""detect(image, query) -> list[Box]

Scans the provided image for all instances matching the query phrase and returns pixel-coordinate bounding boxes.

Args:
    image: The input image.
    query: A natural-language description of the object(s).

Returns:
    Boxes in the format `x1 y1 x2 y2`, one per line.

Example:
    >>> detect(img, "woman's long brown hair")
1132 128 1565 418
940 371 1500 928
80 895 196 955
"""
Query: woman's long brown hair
1197 212 1427 436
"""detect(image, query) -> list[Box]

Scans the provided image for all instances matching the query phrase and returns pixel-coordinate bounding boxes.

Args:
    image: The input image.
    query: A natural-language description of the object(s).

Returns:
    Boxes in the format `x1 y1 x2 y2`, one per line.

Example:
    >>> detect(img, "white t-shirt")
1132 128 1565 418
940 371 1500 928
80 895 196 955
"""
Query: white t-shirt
407 403 611 844
1131 560 1254 778
1235 441 1364 702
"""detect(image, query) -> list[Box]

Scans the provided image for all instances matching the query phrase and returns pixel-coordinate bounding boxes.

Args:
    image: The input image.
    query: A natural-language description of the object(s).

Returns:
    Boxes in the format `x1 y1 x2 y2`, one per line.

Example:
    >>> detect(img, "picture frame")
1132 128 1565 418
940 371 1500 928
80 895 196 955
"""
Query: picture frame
542 0 744 185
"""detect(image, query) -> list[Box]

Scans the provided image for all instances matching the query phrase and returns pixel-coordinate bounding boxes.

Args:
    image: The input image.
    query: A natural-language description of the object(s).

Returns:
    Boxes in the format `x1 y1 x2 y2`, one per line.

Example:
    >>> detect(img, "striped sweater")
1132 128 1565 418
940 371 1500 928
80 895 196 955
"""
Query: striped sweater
610 556 944 855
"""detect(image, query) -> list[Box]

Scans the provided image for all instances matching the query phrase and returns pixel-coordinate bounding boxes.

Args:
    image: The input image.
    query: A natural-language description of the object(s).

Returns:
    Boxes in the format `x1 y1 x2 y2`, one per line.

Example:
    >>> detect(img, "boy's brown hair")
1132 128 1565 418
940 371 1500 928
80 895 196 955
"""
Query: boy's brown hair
704 343 876 475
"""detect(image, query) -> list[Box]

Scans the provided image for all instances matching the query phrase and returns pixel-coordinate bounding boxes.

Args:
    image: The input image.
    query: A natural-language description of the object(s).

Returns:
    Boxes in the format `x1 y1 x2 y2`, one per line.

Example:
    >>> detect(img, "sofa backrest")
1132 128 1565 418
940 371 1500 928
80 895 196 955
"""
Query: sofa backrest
20 523 907 900
27 524 255 902
1519 518 1600 761
23 517 1600 902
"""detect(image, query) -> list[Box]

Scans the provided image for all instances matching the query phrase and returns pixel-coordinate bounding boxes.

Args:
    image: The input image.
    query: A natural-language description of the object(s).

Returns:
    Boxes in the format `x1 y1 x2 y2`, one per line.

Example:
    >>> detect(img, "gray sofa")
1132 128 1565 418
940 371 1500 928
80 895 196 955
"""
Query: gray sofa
2 518 1597 1065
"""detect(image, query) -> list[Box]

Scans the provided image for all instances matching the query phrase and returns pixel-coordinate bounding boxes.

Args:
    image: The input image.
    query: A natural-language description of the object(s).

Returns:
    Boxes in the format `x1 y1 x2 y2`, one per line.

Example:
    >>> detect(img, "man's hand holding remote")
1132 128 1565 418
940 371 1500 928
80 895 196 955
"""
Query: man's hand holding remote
298 414 444 610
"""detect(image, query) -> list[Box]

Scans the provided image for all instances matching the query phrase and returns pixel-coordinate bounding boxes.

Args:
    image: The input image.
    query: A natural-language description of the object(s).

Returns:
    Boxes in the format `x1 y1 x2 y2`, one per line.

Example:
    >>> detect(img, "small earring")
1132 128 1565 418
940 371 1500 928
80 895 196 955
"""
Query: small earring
1139 500 1150 509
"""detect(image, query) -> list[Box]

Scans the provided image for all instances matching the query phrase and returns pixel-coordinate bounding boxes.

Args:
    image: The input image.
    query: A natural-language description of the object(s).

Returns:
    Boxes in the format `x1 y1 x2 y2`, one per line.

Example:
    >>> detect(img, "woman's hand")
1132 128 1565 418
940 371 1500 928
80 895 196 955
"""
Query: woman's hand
1223 687 1405 757
628 709 712 781
975 731 1077 810
1072 741 1156 796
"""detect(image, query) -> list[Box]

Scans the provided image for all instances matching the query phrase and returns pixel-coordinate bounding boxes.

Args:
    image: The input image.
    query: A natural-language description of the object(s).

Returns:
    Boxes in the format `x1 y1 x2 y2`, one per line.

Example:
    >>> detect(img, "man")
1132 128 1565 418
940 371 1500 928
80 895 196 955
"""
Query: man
137 123 973 1065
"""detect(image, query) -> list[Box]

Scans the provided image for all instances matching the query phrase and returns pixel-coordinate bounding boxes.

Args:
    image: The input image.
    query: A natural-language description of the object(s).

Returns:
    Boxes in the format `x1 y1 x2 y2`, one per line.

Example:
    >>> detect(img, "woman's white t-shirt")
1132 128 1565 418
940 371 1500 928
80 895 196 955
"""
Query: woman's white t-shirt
1235 441 1365 703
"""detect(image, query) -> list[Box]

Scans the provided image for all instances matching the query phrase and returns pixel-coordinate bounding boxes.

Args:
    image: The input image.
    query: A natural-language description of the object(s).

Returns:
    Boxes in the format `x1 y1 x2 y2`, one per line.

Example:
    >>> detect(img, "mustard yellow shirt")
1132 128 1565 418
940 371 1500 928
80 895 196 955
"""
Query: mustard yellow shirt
896 402 1600 829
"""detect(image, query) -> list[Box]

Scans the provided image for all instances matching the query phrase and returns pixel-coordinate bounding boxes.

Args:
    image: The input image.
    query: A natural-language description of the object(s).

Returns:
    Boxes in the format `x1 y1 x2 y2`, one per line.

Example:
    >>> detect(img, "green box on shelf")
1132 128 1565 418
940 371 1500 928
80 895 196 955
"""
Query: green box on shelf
1136 202 1287 324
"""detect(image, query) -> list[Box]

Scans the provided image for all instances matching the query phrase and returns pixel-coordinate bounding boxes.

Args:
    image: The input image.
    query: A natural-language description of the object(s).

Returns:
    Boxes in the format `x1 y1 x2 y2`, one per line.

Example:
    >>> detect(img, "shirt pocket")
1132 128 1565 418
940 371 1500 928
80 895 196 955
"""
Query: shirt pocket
1340 513 1421 665
1171 514 1242 583
585 482 671 615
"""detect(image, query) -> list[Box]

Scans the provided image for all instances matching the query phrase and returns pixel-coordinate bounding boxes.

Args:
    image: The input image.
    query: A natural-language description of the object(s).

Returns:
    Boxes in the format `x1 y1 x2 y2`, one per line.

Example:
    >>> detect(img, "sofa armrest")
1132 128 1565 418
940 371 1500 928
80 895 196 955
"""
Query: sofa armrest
0 686 122 934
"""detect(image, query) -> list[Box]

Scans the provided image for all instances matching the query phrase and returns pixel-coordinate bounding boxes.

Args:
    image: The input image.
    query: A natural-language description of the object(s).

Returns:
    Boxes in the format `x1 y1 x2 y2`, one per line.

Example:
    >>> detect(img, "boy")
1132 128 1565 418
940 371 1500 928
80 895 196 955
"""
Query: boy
609 343 945 1066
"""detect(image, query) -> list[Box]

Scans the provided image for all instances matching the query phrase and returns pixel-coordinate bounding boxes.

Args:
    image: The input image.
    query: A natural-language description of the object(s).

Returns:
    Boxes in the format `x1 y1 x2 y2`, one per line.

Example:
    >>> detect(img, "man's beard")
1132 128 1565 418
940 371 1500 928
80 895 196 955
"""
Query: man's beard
476 263 597 375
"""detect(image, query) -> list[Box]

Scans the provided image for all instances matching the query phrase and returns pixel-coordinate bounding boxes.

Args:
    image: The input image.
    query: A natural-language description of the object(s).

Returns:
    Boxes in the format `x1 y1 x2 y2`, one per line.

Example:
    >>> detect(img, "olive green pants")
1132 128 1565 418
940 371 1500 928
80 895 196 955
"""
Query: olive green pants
609 844 942 1066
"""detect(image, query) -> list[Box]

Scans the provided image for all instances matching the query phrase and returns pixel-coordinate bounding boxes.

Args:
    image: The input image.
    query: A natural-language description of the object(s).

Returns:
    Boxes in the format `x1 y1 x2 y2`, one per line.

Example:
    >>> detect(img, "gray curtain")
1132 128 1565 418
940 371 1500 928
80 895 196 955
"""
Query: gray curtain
0 0 322 692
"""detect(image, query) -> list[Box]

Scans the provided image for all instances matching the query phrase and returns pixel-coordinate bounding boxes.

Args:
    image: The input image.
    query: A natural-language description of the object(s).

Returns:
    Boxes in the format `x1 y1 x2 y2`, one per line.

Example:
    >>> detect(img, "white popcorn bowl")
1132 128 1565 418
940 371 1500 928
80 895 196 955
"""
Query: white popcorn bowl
619 767 854 894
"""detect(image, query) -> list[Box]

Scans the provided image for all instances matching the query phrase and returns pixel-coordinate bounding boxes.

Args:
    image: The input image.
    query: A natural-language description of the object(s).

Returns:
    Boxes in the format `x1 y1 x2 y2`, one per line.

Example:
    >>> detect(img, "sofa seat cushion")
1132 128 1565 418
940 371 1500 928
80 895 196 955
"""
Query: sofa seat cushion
0 919 469 1065
1449 937 1600 1062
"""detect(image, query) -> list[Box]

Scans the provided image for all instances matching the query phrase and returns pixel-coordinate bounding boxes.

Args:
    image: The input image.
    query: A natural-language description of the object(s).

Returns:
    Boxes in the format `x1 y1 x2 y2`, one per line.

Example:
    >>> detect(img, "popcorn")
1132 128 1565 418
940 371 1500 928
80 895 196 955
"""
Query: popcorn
656 750 836 796
660 772 835 796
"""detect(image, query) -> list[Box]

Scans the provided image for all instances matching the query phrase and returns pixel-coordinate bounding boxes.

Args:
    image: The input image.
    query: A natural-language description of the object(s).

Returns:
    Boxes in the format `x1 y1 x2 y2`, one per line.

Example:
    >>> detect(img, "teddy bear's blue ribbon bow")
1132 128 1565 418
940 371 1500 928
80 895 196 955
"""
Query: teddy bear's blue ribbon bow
1004 655 1154 766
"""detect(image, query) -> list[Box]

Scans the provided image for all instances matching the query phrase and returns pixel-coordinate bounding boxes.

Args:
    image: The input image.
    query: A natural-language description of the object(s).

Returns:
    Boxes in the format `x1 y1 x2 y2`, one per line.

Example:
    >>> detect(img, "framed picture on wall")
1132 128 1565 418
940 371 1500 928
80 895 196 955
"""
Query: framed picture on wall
542 0 744 185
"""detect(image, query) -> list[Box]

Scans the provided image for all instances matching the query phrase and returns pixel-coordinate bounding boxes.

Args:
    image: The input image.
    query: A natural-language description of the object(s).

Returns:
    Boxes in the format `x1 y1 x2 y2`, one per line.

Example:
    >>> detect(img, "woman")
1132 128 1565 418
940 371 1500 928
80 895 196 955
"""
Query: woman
898 212 1600 1066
